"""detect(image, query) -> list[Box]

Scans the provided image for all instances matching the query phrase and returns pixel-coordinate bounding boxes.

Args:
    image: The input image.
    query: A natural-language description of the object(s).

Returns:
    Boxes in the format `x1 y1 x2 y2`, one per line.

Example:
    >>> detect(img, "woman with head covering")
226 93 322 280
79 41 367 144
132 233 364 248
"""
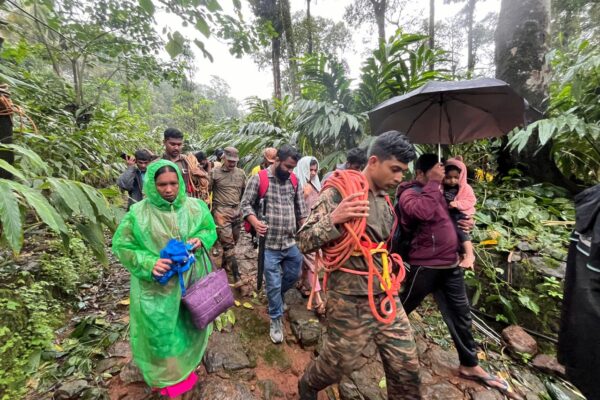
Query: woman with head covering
293 156 325 314
112 160 217 398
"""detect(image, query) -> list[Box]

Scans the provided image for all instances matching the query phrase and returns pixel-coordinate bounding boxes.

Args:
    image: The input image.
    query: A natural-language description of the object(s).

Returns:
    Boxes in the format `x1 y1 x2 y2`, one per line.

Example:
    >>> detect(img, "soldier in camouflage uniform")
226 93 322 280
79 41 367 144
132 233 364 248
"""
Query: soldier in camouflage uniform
296 131 421 400
210 146 246 286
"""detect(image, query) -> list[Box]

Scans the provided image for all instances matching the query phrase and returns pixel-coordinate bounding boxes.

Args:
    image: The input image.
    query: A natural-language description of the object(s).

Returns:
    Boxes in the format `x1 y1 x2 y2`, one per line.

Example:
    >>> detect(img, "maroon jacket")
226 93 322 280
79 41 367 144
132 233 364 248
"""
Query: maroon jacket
397 179 459 267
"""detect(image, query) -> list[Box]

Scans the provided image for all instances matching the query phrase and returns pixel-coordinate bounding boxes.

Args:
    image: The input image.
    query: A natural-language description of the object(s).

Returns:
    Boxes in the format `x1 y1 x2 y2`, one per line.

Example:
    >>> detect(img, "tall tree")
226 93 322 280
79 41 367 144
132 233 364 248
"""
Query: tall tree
429 0 435 70
251 0 284 99
344 0 388 43
306 0 313 54
280 0 299 97
495 0 573 189
444 0 478 75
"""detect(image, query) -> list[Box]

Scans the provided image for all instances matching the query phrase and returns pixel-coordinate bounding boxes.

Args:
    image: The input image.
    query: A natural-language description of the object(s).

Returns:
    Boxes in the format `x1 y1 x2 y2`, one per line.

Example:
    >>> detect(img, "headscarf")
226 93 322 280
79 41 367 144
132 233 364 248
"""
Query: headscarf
445 157 476 215
294 156 321 192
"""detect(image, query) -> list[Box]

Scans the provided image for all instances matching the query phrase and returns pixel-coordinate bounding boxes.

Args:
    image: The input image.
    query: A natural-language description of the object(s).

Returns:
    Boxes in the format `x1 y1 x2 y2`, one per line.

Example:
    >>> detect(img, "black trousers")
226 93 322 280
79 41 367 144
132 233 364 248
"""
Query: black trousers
401 266 478 367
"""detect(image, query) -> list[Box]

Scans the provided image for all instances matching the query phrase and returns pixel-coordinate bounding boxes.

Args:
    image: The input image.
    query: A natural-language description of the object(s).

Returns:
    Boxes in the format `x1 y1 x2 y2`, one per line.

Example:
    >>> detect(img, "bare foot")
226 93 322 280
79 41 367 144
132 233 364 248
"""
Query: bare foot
459 365 508 391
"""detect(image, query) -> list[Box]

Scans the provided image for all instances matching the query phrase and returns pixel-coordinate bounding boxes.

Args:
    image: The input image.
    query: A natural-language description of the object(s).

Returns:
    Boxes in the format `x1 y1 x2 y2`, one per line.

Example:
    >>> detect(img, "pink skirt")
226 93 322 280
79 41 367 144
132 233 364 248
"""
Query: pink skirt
155 371 198 398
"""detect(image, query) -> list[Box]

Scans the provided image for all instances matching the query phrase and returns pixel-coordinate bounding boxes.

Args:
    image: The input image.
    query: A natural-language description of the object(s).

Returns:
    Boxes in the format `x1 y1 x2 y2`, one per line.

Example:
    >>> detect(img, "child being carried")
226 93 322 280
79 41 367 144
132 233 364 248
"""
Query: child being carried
444 156 477 269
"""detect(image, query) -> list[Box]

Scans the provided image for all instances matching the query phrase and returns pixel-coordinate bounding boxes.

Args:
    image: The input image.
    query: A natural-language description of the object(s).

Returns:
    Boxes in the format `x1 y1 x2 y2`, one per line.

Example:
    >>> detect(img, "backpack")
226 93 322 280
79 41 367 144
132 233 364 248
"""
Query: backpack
243 169 299 233
390 185 422 261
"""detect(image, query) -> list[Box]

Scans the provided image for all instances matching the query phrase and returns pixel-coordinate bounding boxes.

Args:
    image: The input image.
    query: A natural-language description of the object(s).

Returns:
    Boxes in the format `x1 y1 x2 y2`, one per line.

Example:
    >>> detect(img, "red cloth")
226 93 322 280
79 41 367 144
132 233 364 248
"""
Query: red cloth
445 157 477 216
157 371 198 398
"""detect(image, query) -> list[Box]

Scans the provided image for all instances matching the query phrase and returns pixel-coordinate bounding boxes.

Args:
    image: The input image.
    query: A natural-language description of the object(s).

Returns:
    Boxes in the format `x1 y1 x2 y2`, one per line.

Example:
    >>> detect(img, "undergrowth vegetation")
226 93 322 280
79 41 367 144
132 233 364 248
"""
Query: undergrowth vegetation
0 232 100 398
469 170 574 334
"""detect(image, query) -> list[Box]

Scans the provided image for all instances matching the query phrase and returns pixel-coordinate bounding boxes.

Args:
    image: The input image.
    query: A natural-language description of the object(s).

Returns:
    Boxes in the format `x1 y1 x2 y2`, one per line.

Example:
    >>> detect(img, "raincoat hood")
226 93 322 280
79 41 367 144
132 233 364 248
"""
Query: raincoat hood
444 157 477 215
294 156 321 192
143 160 186 211
445 157 468 189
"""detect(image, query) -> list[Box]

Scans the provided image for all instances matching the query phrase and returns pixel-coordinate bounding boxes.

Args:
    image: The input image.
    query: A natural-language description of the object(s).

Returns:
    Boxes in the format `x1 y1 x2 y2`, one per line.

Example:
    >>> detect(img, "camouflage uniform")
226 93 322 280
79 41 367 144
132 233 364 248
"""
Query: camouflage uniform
296 187 421 399
210 164 246 281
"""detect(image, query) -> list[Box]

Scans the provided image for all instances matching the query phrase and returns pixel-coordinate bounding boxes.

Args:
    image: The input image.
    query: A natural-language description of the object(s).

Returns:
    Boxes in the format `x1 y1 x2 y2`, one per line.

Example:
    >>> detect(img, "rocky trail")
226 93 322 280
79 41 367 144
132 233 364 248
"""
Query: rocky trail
26 234 579 400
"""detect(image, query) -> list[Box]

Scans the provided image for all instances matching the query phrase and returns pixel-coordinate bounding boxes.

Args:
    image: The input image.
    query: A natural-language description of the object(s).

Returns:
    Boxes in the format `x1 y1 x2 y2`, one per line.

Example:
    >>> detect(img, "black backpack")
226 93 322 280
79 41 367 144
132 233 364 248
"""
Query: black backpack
390 186 422 261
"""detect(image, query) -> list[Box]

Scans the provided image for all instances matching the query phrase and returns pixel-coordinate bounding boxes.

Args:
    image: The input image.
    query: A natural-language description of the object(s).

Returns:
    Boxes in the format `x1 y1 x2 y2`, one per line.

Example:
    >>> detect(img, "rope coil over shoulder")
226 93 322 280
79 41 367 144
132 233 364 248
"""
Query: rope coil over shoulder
308 170 406 324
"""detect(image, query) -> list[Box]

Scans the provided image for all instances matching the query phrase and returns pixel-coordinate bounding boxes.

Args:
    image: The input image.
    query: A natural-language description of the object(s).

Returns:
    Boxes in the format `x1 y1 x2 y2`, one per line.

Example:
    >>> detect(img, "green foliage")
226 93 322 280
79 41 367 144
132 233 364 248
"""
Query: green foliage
214 309 237 332
0 143 116 261
508 38 600 185
0 232 98 398
33 312 127 398
294 99 365 152
356 31 448 112
464 172 573 332
298 53 354 109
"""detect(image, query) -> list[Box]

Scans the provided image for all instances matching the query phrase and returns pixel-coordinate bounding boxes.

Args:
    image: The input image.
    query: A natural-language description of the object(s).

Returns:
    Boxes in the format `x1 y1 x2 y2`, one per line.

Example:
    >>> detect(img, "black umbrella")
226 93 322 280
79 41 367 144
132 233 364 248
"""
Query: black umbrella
368 78 526 147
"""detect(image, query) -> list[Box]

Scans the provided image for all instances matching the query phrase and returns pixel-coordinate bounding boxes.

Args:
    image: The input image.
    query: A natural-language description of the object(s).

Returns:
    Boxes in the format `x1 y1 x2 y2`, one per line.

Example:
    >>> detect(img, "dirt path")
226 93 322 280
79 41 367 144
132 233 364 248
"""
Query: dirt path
28 233 568 400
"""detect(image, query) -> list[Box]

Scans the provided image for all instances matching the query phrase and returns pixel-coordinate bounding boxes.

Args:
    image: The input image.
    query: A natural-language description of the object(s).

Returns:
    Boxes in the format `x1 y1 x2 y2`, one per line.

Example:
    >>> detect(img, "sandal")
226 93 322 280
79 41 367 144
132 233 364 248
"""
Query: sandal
314 300 326 316
460 372 509 392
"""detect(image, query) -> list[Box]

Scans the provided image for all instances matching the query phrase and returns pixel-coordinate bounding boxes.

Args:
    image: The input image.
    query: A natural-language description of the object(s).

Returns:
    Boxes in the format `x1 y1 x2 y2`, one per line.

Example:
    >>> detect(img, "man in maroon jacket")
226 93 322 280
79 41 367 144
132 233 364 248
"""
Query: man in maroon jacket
398 154 511 395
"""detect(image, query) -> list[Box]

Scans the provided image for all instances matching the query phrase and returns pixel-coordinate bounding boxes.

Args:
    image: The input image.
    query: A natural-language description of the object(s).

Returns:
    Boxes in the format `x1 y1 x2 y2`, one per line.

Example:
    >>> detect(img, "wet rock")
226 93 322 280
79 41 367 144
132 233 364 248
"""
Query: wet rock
527 256 566 279
284 288 306 306
54 379 89 399
288 305 321 348
108 341 131 358
425 346 459 376
532 354 566 377
470 389 504 400
258 379 284 399
96 356 127 373
204 332 252 373
516 242 532 252
119 361 145 384
198 376 258 400
420 370 435 385
513 369 546 400
502 325 538 356
343 360 386 400
422 381 463 400
416 336 429 357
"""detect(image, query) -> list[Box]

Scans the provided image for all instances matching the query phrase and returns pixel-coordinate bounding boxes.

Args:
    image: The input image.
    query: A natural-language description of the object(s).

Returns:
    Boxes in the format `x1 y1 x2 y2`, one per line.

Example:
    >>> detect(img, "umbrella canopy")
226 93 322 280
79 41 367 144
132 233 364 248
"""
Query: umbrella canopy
368 78 526 144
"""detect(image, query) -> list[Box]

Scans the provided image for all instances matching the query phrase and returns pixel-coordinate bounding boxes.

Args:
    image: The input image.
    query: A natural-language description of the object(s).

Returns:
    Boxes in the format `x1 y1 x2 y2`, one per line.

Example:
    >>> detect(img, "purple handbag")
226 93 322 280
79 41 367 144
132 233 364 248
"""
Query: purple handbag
182 245 234 330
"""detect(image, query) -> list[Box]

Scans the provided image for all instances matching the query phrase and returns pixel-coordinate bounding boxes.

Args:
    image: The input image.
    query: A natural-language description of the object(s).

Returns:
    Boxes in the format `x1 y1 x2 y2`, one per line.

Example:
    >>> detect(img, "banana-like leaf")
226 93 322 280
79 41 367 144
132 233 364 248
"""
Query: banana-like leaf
78 182 115 223
6 181 68 235
0 181 23 254
0 144 50 175
0 159 28 181
75 221 108 265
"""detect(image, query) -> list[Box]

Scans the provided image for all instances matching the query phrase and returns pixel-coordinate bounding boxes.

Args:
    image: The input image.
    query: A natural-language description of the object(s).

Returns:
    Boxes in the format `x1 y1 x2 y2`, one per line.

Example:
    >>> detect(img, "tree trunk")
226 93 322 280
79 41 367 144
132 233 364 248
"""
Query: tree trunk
495 0 576 191
429 0 435 70
279 0 298 97
71 58 81 106
306 0 313 54
370 0 386 43
466 0 476 75
272 36 282 99
0 89 14 180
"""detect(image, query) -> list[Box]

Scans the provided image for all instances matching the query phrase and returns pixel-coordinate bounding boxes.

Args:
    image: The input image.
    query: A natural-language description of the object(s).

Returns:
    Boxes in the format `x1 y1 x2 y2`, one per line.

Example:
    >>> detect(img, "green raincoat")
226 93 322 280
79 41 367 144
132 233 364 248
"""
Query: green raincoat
112 160 217 388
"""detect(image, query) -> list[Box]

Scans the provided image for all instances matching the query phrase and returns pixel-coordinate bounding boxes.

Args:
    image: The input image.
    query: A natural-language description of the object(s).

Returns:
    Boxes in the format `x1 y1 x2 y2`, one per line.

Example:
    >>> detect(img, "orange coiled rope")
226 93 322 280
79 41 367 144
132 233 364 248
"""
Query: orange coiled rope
307 169 406 324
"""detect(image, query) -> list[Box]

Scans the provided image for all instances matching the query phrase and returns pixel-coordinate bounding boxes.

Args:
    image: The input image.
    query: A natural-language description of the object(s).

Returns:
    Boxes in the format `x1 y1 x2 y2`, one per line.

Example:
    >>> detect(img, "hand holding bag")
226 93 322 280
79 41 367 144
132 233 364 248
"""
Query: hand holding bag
181 244 235 330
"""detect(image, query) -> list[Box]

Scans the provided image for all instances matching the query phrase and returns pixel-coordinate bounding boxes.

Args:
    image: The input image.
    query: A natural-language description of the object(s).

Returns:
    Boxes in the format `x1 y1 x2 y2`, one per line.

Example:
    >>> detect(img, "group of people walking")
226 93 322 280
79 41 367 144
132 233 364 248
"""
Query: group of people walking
112 128 513 399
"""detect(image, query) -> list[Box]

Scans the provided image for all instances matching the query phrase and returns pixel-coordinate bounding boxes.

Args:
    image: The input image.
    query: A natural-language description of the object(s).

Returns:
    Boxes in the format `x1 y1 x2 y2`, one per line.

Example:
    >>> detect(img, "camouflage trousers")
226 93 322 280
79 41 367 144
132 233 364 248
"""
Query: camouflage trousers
212 206 241 260
300 291 421 399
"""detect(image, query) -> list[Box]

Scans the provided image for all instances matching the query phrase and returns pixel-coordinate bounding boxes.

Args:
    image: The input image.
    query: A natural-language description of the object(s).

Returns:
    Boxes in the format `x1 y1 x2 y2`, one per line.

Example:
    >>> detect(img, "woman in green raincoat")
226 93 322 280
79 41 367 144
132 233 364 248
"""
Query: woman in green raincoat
112 160 217 395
